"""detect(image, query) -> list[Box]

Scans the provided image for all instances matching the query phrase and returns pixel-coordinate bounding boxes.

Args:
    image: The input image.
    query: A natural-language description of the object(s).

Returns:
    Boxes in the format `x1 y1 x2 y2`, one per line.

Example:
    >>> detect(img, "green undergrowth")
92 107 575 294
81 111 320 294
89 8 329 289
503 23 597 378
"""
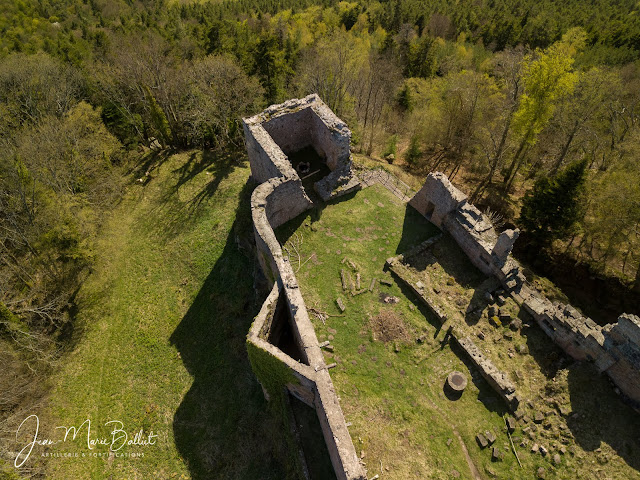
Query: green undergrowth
39 151 288 480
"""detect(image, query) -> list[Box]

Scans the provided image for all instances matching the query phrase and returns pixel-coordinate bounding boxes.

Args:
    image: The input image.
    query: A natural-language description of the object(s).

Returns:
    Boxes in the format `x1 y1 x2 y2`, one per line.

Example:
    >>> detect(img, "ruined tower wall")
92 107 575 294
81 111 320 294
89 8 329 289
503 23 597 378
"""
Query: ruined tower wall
244 96 367 480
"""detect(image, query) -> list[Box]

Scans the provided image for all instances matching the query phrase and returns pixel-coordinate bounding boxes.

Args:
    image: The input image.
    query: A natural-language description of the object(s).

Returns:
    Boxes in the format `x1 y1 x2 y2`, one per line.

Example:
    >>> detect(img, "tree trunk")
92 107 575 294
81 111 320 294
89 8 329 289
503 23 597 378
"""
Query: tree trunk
551 121 580 175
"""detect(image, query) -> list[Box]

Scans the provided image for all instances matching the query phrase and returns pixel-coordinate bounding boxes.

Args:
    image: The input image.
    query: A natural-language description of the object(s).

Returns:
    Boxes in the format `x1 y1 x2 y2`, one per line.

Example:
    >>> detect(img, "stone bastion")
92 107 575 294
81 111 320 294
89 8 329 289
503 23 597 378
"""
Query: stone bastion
243 95 366 480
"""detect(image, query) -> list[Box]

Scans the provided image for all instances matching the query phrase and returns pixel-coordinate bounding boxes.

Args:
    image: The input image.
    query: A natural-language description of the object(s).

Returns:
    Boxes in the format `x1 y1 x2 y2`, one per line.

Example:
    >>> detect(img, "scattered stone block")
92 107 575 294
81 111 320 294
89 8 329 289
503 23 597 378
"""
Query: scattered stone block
485 466 497 477
506 416 517 433
537 467 545 479
340 269 348 291
517 344 528 354
510 318 523 331
369 278 376 292
416 280 425 289
324 344 334 352
485 431 497 445
447 438 453 447
559 446 567 455
336 297 346 312
488 305 497 316
496 295 506 306
531 443 539 453
380 277 393 286
559 405 571 416
348 260 358 271
319 340 330 347
356 273 361 290
490 316 502 327
534 412 545 424
476 433 489 449
491 447 504 461
477 331 485 340
514 409 525 420
539 445 548 456
326 363 337 369
553 453 561 465
499 313 512 323
485 292 494 303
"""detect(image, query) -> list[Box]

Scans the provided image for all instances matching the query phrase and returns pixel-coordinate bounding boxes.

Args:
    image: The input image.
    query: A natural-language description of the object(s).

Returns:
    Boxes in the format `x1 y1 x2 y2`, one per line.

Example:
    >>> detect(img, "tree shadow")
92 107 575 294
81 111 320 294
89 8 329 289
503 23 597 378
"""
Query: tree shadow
169 182 289 480
142 153 243 242
127 149 173 181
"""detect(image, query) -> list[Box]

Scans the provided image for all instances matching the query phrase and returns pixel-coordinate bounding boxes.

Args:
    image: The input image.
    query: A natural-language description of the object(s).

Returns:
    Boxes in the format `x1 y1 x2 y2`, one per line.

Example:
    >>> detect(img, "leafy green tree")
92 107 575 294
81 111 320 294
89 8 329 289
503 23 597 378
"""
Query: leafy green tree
519 159 588 246
502 28 585 191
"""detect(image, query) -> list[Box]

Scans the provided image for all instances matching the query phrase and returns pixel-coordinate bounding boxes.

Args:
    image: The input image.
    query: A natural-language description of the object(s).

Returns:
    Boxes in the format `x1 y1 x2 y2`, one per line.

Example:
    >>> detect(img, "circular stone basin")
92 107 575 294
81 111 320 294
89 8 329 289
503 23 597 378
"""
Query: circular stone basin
446 371 468 392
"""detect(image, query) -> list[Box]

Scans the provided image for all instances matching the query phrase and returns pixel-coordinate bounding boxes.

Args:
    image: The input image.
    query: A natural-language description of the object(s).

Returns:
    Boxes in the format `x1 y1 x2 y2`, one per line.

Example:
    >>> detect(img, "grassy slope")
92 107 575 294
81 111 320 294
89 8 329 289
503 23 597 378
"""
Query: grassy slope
44 151 287 480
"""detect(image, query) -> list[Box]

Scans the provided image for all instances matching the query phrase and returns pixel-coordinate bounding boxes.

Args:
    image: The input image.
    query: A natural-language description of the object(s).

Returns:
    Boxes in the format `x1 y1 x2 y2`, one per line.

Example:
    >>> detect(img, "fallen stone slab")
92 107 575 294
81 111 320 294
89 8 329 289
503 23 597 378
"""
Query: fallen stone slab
476 433 489 449
492 447 504 461
340 269 348 291
336 297 346 312
506 416 517 433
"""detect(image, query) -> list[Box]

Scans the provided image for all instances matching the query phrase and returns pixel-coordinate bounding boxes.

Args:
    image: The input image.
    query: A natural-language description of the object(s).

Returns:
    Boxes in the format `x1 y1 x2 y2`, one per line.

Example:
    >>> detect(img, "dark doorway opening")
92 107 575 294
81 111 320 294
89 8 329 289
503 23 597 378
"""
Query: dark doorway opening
267 290 308 364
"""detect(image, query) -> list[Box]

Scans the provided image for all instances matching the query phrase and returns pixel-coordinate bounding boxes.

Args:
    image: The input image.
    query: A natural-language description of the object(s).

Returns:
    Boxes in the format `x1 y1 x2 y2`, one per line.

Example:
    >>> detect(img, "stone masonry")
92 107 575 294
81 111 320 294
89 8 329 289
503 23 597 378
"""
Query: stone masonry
244 96 366 480
409 172 524 291
243 94 360 201
410 172 640 410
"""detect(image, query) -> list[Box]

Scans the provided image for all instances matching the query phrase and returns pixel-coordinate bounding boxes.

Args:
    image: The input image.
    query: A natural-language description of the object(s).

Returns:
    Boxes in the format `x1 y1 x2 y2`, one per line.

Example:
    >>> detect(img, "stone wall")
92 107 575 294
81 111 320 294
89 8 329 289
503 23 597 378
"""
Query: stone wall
243 94 360 201
410 171 640 410
519 285 640 408
244 96 366 480
386 242 521 412
409 172 524 291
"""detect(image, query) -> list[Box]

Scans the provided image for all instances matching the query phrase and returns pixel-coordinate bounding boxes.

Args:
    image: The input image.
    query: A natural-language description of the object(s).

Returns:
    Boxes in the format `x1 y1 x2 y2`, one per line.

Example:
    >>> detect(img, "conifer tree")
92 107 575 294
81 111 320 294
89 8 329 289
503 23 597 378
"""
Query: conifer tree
519 158 588 246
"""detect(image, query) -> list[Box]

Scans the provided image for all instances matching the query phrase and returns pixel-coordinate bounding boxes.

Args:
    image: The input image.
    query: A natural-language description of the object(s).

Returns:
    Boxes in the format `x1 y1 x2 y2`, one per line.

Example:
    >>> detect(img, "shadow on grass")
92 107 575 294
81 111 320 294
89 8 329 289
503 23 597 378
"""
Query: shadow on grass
565 363 640 472
275 189 360 246
522 320 640 472
142 152 245 242
449 340 509 416
396 204 440 254
169 182 289 480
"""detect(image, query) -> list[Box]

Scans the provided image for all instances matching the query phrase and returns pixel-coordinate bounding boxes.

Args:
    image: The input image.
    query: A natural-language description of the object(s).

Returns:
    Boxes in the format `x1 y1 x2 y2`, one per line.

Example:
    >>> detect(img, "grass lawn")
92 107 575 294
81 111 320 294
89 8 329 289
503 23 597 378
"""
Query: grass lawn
42 151 288 480
276 183 640 480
